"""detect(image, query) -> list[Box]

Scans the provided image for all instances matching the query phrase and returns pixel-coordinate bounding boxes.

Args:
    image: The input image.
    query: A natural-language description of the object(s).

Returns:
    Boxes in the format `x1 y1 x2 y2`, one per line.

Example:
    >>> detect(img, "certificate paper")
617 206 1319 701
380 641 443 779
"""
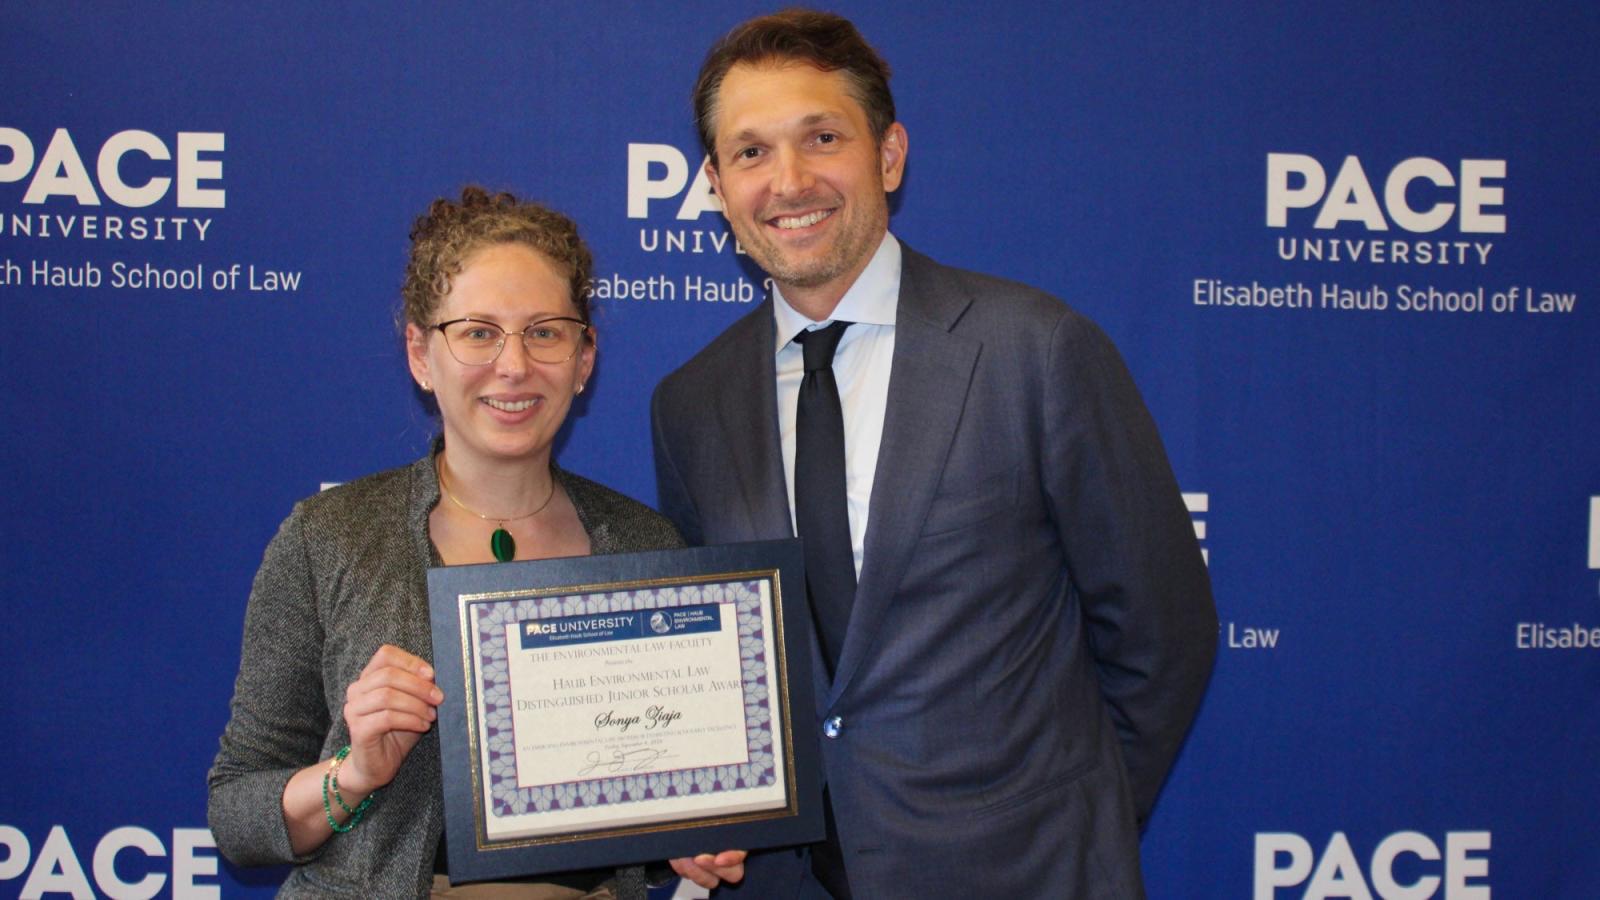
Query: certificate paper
480 582 783 838
428 540 822 882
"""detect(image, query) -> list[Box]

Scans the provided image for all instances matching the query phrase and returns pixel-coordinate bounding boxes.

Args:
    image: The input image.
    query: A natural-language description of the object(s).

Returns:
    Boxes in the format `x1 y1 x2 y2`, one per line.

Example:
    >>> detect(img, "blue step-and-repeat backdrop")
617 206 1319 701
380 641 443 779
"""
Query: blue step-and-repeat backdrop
3 2 1596 897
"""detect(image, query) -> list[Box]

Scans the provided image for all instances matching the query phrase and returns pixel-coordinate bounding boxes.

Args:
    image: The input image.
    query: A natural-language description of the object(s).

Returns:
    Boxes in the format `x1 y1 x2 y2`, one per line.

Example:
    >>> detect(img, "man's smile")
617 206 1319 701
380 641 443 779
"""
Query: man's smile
771 209 834 230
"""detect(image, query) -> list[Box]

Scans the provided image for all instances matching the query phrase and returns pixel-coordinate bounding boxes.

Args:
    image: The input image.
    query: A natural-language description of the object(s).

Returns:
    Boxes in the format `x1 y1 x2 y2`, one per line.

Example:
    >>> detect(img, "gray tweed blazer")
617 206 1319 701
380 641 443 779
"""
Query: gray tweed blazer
208 449 682 898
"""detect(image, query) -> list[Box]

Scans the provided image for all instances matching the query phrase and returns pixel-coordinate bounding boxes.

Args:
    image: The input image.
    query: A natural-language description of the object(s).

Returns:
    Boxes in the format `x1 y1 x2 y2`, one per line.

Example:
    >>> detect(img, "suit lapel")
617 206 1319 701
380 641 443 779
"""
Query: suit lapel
711 301 794 541
827 249 979 703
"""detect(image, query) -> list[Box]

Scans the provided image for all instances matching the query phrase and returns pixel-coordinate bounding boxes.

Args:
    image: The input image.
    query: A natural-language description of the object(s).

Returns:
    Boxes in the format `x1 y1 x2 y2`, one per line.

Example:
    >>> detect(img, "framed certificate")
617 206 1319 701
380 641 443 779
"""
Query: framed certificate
427 539 823 883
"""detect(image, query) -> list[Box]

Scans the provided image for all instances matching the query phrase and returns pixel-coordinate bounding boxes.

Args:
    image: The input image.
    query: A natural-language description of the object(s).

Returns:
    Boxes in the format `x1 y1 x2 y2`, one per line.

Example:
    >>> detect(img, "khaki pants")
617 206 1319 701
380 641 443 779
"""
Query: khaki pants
429 874 616 900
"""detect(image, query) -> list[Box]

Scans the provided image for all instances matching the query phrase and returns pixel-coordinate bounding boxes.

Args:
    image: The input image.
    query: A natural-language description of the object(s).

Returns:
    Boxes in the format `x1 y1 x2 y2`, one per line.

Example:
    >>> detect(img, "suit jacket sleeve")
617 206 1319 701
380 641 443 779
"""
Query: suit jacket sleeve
1042 311 1218 824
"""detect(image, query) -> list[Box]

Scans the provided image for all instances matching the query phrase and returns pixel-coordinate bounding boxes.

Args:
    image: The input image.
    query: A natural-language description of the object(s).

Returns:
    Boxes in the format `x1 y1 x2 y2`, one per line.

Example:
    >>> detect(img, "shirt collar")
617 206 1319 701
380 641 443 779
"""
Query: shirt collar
772 231 901 353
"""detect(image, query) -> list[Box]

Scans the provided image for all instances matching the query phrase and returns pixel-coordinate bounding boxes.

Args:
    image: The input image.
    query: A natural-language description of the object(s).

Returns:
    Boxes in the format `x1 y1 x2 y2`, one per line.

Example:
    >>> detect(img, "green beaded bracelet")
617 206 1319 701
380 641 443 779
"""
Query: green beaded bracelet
322 745 375 833
330 751 361 815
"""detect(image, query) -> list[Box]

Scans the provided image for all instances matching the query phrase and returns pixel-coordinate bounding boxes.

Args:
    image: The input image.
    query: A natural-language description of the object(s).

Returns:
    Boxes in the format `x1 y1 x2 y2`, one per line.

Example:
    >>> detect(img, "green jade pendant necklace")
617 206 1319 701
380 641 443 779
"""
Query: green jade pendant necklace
436 461 557 562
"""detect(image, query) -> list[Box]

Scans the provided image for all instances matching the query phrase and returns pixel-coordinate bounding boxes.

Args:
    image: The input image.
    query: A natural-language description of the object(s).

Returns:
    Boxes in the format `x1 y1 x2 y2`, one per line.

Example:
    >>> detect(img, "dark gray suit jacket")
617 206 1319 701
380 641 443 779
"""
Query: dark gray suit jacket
651 247 1217 898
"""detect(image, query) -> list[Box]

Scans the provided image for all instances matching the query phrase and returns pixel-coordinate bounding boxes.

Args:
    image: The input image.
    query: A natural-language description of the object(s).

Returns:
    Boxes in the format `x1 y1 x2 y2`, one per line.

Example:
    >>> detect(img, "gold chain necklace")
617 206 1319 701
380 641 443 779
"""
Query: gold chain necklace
435 459 557 562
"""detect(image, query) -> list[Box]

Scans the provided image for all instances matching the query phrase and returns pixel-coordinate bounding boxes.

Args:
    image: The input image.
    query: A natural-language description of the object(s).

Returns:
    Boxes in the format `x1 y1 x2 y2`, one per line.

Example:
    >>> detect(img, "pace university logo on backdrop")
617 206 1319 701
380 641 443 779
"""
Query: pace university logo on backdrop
0 823 220 899
626 143 728 253
1184 492 1211 566
1513 496 1600 651
1191 150 1580 322
1266 153 1504 268
1255 830 1491 899
1193 491 1281 652
0 125 304 296
1589 496 1599 572
587 142 764 309
0 126 223 242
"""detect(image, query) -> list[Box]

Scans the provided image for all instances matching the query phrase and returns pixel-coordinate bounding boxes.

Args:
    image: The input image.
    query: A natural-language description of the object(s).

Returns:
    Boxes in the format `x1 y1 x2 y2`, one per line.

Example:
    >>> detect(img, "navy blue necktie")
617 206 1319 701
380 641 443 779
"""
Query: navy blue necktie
793 321 856 676
793 320 856 900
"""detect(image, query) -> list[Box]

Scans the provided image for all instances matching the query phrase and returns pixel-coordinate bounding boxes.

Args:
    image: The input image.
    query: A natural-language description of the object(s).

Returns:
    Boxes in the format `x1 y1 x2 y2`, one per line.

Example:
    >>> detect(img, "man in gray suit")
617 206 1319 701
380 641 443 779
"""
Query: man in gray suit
652 10 1217 898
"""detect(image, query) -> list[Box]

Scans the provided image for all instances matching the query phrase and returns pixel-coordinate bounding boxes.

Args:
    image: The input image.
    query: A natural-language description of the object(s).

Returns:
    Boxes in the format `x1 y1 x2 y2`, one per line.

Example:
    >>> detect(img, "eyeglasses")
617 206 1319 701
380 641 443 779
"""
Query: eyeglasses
432 316 591 366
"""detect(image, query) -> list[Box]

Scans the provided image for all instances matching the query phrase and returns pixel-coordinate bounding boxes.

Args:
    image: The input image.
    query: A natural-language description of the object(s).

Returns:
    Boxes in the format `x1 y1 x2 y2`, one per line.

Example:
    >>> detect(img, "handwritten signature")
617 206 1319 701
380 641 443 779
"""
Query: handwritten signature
577 747 676 776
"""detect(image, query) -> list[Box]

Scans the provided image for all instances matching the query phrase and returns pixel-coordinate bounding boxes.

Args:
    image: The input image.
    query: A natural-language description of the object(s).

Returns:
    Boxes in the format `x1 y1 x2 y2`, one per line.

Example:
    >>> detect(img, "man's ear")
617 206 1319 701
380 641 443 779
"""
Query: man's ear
880 122 908 193
704 156 722 196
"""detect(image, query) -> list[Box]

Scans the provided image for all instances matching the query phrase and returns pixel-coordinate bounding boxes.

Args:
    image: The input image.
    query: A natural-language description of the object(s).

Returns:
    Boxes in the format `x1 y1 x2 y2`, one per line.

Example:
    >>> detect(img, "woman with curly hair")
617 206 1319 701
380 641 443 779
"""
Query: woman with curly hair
207 187 709 898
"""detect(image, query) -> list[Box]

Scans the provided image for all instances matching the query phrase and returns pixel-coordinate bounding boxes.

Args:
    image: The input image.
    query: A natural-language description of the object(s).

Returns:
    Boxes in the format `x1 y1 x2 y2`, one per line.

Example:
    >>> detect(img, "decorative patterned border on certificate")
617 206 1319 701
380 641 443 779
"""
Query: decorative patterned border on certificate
469 579 777 819
429 541 822 880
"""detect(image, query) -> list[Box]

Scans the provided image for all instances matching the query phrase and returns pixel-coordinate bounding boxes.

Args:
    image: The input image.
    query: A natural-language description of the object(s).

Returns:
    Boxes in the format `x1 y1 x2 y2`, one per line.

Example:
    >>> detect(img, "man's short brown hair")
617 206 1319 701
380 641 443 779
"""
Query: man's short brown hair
692 9 895 166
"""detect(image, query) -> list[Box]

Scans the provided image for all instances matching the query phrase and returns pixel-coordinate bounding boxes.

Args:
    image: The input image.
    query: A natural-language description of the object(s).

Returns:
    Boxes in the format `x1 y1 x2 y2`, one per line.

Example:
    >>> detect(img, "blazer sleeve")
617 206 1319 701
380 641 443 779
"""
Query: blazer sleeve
1041 311 1218 825
206 505 332 866
650 380 705 547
